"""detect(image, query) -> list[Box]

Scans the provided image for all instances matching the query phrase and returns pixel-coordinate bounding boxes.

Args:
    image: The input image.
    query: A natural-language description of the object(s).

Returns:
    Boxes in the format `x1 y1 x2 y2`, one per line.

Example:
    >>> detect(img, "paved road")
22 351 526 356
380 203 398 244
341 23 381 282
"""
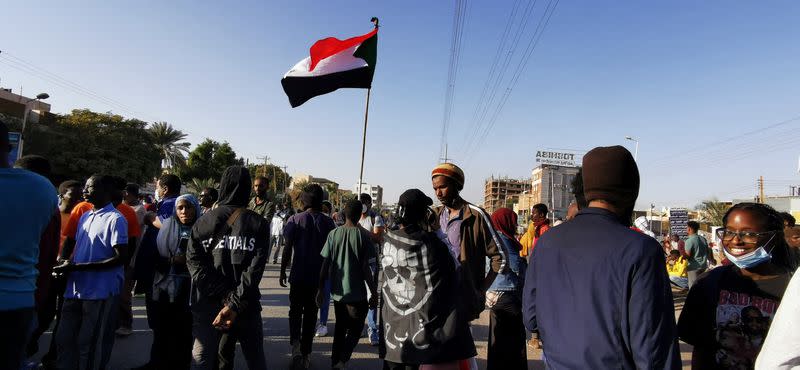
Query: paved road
32 264 692 369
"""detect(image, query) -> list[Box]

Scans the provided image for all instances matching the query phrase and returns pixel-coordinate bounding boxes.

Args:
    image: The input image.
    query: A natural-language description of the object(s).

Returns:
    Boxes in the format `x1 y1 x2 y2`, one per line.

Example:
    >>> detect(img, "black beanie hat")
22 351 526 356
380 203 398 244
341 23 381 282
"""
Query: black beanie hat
581 145 640 208
398 189 433 224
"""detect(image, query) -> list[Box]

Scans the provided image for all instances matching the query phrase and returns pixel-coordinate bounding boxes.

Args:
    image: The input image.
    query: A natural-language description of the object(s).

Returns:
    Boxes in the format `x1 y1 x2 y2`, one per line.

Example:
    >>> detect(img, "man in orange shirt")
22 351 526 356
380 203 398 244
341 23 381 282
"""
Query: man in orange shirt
110 176 141 336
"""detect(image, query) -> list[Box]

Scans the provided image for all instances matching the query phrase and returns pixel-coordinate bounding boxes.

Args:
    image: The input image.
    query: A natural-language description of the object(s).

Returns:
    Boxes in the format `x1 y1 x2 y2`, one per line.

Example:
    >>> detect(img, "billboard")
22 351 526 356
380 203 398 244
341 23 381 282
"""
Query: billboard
669 208 689 237
8 132 20 167
535 150 577 167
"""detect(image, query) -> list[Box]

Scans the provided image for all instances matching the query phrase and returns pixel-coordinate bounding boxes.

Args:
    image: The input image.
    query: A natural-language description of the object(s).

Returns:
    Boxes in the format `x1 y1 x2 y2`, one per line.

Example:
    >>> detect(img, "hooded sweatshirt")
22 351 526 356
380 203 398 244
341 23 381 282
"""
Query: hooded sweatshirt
186 166 270 312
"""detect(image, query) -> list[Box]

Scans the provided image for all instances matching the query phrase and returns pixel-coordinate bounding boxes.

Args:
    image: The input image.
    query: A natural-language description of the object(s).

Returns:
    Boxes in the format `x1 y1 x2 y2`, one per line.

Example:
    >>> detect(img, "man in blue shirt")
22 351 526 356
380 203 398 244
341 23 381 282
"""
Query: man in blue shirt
522 146 680 369
53 175 128 370
156 173 181 221
0 121 58 370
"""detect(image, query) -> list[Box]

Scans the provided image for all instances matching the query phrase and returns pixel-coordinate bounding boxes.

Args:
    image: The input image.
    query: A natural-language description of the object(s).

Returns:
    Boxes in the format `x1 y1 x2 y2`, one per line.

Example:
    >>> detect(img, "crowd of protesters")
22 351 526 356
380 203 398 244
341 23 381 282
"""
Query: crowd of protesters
4 116 800 370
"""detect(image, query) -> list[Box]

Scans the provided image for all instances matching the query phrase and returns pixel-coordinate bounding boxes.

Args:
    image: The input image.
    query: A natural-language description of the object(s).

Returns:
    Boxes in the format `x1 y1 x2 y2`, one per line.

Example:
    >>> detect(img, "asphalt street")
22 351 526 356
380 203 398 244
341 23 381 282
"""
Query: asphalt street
31 264 693 369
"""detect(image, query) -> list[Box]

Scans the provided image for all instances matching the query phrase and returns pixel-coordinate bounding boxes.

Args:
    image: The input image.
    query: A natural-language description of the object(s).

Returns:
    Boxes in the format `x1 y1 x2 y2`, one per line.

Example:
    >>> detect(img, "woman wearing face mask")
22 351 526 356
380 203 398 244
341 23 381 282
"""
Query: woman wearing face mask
678 203 795 369
147 194 200 370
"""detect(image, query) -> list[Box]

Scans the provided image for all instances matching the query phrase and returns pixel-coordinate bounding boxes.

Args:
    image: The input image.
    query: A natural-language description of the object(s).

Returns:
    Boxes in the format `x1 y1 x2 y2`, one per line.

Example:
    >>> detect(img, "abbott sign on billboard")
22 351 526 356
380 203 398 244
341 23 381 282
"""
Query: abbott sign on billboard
535 151 577 167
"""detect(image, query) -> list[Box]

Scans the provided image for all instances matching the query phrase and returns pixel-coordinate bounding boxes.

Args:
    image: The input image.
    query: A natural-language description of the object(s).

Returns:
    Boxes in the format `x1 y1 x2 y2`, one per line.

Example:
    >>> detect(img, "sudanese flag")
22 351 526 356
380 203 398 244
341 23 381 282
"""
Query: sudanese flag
281 27 378 107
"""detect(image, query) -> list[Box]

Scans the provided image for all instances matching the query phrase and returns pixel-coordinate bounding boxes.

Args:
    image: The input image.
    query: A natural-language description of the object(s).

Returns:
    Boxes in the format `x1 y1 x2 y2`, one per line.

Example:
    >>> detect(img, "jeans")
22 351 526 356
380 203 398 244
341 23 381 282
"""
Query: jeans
669 276 689 289
0 307 36 370
366 261 379 343
332 300 368 365
271 236 284 263
487 293 526 370
289 282 318 356
56 296 118 370
319 279 331 326
190 299 266 370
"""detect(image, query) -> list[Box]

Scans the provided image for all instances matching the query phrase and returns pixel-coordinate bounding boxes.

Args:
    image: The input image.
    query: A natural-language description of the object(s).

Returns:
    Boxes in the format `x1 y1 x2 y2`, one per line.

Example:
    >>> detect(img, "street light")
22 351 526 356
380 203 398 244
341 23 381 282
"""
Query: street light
625 136 639 161
19 92 50 157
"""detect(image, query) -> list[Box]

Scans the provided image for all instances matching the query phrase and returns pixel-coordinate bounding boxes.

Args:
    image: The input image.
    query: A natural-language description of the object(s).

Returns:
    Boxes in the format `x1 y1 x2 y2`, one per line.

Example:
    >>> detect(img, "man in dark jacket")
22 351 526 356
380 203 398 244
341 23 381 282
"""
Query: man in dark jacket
522 146 680 369
431 162 504 321
187 166 269 370
281 183 336 369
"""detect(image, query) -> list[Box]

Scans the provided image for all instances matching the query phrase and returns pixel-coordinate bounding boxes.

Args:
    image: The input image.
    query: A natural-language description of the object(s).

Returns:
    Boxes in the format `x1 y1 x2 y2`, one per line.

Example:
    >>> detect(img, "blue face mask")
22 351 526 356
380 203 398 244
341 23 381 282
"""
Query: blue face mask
722 234 776 269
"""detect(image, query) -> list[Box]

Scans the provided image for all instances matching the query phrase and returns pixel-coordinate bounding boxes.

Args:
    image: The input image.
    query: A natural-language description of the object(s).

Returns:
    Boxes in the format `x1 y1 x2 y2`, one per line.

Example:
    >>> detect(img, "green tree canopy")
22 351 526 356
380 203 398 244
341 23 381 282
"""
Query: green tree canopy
696 198 731 227
178 139 244 183
149 121 190 172
21 109 162 184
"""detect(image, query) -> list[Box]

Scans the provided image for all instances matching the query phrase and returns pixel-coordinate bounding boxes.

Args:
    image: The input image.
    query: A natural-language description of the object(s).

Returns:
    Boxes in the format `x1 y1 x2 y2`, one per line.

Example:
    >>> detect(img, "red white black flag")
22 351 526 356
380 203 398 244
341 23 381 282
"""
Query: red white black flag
281 28 378 107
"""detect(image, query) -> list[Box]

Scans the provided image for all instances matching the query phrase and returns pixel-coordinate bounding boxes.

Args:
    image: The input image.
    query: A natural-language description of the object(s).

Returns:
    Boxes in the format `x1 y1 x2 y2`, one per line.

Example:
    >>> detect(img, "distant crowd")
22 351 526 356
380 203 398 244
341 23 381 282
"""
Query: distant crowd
3 119 800 370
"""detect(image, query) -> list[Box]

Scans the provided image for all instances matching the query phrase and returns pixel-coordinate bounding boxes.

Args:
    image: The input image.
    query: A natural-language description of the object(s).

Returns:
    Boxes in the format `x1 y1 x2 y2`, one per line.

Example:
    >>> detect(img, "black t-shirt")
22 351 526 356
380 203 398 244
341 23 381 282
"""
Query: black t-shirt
678 266 791 369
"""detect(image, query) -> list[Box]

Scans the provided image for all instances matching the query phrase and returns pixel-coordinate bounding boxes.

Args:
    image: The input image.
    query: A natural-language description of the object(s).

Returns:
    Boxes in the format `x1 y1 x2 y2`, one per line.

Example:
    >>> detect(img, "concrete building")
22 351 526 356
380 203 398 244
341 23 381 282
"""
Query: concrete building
0 88 51 123
529 164 581 220
290 173 339 190
354 182 384 207
483 176 529 214
733 196 800 220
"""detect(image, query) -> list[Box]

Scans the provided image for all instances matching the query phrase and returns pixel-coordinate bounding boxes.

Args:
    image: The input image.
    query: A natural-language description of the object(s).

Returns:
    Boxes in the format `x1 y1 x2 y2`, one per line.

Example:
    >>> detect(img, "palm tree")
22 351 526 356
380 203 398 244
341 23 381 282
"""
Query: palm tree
149 121 190 172
696 198 731 227
188 178 218 195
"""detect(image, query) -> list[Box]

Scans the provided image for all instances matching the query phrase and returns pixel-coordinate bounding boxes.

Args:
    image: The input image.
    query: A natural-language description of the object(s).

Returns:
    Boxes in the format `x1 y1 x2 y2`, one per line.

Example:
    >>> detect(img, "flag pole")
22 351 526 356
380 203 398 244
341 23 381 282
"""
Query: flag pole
357 87 371 194
357 17 379 196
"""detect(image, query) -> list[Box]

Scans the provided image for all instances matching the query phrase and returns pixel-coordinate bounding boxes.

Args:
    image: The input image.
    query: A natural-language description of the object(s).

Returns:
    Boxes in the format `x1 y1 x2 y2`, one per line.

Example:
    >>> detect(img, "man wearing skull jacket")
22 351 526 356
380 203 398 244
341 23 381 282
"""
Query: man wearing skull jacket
379 189 476 369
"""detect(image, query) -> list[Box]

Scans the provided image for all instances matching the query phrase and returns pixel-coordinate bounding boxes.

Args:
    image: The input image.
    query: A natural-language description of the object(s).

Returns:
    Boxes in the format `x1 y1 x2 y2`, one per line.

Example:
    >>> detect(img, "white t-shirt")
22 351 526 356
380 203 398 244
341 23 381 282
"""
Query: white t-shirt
756 271 800 369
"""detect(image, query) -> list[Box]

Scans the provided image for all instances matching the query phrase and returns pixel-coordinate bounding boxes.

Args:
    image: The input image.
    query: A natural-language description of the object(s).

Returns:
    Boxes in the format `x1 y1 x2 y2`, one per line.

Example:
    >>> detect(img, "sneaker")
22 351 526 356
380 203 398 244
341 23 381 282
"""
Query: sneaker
315 323 328 337
367 327 379 346
115 327 132 336
22 360 39 370
302 355 311 369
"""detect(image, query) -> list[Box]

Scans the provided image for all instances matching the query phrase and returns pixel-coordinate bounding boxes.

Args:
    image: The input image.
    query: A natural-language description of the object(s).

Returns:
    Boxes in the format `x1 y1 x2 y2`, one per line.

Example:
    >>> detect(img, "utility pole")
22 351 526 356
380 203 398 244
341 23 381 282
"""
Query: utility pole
758 176 765 203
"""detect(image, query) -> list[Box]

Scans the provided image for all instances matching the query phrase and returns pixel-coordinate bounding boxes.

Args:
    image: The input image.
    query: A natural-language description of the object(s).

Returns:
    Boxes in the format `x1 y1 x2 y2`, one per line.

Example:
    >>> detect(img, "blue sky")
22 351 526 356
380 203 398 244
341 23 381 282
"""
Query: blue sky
2 1 800 210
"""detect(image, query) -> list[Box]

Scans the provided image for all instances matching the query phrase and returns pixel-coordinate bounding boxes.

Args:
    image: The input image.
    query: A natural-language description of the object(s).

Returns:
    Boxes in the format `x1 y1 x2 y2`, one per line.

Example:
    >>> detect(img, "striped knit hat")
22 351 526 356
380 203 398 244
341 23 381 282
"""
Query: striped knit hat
431 163 465 190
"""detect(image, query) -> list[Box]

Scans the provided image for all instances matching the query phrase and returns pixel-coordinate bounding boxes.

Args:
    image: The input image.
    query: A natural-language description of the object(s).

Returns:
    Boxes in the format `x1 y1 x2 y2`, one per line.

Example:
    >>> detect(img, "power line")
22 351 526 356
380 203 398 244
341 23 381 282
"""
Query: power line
461 0 540 156
440 0 470 160
458 0 525 154
464 0 560 164
0 50 162 122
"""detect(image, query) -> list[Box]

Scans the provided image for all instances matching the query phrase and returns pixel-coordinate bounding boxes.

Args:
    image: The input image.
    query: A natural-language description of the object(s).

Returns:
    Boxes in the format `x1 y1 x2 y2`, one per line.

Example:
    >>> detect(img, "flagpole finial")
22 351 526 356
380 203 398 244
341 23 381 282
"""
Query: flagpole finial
371 17 380 28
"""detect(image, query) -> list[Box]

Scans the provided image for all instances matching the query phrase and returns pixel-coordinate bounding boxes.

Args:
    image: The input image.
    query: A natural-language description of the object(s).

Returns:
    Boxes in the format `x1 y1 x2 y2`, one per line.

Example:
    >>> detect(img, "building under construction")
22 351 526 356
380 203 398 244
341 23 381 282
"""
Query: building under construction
483 176 529 214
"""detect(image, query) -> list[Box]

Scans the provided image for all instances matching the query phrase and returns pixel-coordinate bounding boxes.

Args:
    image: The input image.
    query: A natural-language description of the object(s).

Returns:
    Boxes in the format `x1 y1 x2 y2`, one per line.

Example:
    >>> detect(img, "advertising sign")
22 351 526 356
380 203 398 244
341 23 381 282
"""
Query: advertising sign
8 132 20 167
535 151 577 167
669 208 689 237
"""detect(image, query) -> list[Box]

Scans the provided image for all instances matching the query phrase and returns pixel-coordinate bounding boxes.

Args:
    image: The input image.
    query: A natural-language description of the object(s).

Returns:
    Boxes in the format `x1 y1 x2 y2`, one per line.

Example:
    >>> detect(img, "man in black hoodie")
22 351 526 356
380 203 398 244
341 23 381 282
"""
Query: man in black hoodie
187 166 270 370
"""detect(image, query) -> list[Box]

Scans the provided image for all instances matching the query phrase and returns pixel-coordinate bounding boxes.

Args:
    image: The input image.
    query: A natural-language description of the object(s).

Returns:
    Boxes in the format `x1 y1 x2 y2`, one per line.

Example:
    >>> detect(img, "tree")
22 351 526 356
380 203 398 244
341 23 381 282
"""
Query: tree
20 109 162 184
179 139 244 183
696 198 731 227
149 121 190 172
188 178 218 195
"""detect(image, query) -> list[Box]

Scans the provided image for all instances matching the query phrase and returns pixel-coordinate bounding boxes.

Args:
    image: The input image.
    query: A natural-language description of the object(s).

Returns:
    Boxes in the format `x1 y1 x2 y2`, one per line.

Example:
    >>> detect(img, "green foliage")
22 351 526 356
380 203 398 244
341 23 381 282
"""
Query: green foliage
187 178 219 195
149 121 190 172
696 198 731 227
22 109 162 184
178 139 244 183
245 163 292 194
